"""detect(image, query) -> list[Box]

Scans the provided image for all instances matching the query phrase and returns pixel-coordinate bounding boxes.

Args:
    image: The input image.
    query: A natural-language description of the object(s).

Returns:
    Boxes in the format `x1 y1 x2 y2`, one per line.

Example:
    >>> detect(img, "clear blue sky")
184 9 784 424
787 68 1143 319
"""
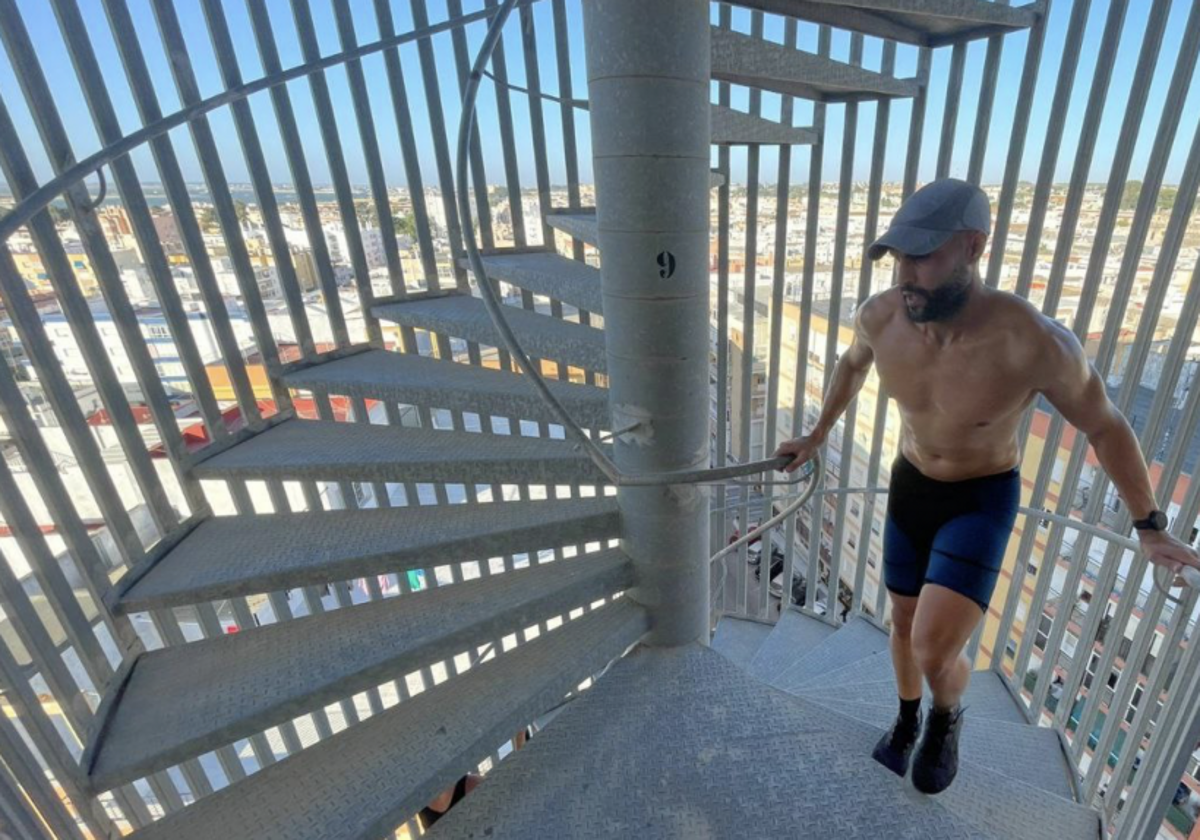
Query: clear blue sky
1 0 1198 193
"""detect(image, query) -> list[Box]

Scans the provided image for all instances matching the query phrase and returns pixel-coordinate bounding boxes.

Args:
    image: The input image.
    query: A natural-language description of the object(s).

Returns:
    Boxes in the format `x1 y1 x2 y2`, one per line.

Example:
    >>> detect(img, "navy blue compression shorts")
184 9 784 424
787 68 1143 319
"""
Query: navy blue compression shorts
882 453 1020 613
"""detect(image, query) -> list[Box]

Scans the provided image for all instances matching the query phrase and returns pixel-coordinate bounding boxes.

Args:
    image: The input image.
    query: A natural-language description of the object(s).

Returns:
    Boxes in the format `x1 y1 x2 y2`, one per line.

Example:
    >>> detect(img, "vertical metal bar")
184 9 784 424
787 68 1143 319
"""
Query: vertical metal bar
965 1 1010 187
410 0 470 292
850 41 895 617
484 0 527 249
447 0 495 253
6 0 228 443
552 0 597 386
984 0 1055 289
0 523 95 733
867 47 931 623
0 108 178 538
737 12 764 617
289 0 382 347
798 26 832 618
713 4 733 613
0 755 57 840
1113 622 1200 839
198 0 317 362
935 43 966 179
0 649 107 839
1022 0 1174 719
0 707 94 840
373 0 441 290
1060 38 1200 749
95 0 264 427
152 0 295 415
761 18 799 619
332 1 410 297
986 0 1102 666
1014 0 1117 300
244 0 350 347
820 33 864 626
0 248 148 568
0 358 129 676
518 2 555 251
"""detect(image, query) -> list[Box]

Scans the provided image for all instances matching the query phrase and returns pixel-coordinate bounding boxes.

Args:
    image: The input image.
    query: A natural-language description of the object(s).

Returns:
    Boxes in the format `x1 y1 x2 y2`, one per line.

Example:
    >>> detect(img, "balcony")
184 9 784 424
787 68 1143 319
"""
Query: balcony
0 0 1198 838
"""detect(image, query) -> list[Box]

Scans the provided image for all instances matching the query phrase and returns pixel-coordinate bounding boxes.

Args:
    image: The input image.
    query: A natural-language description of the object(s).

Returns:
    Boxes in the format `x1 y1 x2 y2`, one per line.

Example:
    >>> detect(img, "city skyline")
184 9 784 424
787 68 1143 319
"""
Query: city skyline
1 0 1199 194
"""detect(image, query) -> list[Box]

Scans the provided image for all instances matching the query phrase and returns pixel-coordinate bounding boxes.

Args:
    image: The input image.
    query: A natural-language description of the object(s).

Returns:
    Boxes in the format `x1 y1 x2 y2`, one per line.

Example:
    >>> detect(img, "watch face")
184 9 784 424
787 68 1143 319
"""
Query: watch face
1152 510 1169 530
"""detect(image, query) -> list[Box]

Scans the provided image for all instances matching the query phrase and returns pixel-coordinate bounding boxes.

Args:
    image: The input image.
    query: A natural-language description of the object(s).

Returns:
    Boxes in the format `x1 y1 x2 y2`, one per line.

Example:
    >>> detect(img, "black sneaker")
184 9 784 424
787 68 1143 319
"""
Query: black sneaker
911 704 966 795
871 707 923 777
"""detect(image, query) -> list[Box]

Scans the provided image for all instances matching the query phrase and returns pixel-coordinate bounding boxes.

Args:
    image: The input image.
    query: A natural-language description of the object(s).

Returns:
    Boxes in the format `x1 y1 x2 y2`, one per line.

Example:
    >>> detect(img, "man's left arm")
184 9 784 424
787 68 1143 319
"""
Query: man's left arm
1038 320 1200 582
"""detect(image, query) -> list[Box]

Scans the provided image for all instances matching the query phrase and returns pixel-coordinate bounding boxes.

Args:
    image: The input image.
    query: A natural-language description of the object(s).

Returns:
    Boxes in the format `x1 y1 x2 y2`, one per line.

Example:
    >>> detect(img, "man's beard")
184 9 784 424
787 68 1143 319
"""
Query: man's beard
901 262 972 323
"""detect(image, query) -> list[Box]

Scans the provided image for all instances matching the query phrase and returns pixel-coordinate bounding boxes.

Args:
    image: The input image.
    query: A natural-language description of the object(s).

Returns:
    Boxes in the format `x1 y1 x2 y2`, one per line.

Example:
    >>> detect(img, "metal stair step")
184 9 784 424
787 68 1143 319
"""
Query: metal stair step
797 695 1079 802
459 250 603 315
794 671 1030 726
711 103 819 145
746 606 836 681
725 0 1042 47
82 549 634 794
712 25 920 103
282 348 610 428
112 496 620 613
432 643 993 839
373 293 608 373
546 209 598 248
792 647 896 690
777 693 1099 837
129 600 649 840
191 419 611 485
770 615 891 690
710 615 774 667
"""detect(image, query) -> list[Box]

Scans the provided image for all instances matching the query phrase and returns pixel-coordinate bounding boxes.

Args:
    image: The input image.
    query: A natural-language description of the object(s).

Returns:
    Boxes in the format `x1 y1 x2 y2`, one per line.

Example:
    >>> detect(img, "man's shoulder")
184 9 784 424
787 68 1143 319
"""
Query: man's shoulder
986 290 1082 367
988 290 1068 340
854 290 901 338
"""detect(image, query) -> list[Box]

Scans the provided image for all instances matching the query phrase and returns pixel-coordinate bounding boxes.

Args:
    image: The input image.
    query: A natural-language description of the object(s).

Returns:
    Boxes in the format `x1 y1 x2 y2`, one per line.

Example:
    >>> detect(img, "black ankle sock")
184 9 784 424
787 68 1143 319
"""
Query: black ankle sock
899 696 921 723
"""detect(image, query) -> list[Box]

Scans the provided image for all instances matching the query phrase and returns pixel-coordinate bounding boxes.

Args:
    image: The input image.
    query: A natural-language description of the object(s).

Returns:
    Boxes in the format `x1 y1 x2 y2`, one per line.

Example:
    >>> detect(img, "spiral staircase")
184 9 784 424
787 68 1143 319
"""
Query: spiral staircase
68 1 1107 837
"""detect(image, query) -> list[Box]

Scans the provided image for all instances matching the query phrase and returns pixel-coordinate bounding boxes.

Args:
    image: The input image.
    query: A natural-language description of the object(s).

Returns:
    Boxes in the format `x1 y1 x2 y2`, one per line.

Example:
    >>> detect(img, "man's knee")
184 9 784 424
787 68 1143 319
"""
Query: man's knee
911 628 958 676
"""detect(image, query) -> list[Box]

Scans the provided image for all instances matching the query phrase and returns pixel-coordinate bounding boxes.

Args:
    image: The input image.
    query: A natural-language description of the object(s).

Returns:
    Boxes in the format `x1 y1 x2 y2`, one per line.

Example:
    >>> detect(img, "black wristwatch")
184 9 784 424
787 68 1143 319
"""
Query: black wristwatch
1133 510 1169 532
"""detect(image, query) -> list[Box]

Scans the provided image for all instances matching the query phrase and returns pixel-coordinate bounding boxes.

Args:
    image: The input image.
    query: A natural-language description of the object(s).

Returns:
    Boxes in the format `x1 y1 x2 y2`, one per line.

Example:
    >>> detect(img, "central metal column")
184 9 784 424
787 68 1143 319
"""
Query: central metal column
582 0 711 646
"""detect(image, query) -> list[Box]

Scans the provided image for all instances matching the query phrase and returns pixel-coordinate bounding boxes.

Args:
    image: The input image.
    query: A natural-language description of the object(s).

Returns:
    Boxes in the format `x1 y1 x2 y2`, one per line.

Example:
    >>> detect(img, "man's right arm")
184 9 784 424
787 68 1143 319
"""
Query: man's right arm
810 307 877 443
774 300 878 471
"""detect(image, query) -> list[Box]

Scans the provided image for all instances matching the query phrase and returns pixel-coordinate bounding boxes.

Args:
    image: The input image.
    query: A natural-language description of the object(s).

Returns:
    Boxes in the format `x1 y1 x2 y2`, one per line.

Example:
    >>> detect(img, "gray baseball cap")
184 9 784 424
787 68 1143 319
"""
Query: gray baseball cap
866 178 991 261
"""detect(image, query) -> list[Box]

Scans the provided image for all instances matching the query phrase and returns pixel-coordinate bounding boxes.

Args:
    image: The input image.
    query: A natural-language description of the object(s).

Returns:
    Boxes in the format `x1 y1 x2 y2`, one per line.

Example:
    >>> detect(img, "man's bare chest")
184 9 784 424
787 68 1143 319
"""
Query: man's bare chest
873 339 1034 426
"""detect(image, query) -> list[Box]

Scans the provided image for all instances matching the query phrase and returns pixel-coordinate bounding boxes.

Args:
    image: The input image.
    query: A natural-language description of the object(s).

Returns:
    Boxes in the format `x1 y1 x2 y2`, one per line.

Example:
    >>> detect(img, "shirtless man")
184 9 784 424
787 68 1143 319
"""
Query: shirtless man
772 178 1200 795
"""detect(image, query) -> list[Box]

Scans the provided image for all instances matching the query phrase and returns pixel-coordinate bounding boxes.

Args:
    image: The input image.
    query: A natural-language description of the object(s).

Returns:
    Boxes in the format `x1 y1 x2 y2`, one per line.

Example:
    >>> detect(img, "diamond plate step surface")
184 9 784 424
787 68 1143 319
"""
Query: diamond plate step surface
191 419 610 485
712 25 920 103
373 293 607 373
130 600 649 840
711 103 819 145
546 209 598 248
83 550 633 794
746 606 836 681
282 348 610 428
794 647 897 690
777 692 1100 838
710 615 773 667
794 671 1030 725
459 251 603 315
727 0 1042 47
770 615 891 690
114 497 620 613
797 696 1078 801
433 643 992 839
